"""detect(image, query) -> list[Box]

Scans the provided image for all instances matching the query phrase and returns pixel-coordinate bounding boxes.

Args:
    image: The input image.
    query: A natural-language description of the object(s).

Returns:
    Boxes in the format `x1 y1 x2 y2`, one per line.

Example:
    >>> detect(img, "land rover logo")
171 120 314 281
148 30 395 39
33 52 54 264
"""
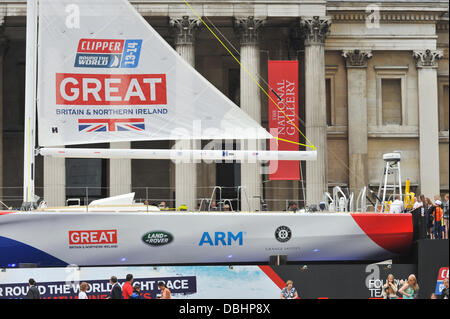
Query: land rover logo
142 231 173 246
275 226 291 243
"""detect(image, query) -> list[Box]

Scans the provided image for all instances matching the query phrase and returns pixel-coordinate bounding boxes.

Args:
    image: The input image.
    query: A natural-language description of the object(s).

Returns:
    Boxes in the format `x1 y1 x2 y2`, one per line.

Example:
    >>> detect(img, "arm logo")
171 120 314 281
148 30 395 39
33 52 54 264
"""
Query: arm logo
199 231 244 246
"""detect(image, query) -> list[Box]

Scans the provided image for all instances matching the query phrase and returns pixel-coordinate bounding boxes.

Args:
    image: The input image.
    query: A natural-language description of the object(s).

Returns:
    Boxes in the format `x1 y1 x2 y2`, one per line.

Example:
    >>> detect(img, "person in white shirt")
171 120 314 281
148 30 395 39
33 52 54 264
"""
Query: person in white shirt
78 282 89 299
389 195 404 213
382 274 398 299
412 196 423 210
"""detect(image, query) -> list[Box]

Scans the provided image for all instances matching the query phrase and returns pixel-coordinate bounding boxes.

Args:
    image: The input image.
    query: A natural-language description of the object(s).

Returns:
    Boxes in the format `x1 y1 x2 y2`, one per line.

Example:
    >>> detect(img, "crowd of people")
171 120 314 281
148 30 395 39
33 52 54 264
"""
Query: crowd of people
383 274 449 300
106 274 171 299
23 274 448 299
24 274 171 300
381 274 421 299
412 193 449 240
278 274 449 300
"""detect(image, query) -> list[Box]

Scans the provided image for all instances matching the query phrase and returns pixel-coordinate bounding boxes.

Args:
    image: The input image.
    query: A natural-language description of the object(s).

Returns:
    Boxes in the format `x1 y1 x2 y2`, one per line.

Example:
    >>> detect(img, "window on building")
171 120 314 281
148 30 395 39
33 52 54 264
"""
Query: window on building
381 78 402 125
326 78 332 126
66 158 107 205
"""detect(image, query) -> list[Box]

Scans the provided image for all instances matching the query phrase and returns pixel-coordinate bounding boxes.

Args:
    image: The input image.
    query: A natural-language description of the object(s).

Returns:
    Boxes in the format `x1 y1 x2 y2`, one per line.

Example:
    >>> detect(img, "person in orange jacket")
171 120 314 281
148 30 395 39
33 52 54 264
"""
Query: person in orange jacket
433 200 443 239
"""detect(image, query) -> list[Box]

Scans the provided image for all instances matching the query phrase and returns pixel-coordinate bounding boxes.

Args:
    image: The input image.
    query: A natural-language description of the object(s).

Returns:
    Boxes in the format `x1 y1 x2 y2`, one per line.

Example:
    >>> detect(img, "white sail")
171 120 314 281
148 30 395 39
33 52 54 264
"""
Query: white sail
37 0 272 146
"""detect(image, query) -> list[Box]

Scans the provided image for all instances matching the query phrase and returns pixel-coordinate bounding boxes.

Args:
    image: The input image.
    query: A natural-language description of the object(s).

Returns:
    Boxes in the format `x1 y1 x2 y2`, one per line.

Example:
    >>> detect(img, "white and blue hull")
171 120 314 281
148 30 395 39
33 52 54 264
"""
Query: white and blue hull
0 211 413 267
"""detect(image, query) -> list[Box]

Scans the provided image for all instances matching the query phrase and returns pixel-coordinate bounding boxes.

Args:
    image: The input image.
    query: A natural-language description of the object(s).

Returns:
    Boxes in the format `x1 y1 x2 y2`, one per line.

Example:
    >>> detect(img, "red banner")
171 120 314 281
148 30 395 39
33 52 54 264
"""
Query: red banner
268 60 300 180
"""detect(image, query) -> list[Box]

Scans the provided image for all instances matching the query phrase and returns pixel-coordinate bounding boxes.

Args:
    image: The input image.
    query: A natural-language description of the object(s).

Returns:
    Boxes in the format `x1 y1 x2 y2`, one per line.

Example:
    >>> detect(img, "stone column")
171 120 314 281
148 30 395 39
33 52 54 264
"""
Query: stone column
300 16 331 206
170 16 200 210
109 142 131 196
44 148 66 206
413 49 443 198
234 16 265 211
342 49 372 195
0 30 7 202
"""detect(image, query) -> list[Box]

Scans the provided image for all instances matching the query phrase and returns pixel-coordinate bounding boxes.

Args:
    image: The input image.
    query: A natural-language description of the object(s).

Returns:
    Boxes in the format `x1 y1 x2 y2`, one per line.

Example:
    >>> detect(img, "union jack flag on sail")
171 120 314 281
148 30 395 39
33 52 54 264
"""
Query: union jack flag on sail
78 118 145 132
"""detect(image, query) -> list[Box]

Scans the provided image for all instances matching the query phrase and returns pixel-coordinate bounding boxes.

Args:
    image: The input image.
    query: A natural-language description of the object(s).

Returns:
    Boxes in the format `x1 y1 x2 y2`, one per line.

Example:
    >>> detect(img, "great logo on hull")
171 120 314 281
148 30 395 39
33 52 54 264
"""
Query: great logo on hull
68 229 118 249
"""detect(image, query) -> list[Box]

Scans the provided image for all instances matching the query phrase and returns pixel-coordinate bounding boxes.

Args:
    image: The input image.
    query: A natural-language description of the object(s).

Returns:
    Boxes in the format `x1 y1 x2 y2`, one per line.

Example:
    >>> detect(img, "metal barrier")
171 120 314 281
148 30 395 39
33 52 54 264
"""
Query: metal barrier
0 186 383 213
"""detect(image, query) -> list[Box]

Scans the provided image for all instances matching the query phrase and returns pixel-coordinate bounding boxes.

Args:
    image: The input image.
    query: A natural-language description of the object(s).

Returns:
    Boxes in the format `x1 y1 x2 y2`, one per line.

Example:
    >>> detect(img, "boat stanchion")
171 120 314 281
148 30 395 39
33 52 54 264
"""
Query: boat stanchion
269 255 287 266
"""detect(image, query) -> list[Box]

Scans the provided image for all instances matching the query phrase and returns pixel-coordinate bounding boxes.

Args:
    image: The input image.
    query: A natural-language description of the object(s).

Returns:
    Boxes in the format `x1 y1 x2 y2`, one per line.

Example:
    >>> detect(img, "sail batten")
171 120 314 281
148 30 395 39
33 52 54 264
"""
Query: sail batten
38 0 272 147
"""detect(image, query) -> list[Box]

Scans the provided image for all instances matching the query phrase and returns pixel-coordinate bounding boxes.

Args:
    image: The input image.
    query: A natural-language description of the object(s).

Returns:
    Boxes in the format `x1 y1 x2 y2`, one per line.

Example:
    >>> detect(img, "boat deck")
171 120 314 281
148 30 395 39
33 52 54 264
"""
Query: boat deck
34 205 387 214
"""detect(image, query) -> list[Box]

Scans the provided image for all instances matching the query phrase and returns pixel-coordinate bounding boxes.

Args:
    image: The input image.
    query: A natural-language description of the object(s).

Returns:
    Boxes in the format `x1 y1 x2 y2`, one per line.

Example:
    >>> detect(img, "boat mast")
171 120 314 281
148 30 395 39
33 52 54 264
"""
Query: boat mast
22 0 38 209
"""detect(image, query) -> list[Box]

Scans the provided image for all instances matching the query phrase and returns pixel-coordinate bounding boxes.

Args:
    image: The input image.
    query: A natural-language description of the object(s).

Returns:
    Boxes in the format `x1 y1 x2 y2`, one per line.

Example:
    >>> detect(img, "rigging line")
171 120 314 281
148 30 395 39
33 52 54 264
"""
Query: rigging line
327 146 368 194
203 15 309 132
275 137 309 148
204 16 271 91
183 0 316 151
204 16 240 57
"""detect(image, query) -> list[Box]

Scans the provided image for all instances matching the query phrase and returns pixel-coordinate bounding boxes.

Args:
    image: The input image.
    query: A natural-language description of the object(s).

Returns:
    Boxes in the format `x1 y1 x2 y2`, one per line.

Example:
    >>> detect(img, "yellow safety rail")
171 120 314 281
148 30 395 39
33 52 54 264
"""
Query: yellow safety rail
403 179 416 209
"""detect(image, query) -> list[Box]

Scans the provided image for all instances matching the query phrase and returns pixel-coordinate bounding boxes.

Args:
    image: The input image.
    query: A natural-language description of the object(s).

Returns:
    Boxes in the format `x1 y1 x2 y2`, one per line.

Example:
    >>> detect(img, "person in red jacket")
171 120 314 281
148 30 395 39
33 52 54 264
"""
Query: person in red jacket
122 274 134 299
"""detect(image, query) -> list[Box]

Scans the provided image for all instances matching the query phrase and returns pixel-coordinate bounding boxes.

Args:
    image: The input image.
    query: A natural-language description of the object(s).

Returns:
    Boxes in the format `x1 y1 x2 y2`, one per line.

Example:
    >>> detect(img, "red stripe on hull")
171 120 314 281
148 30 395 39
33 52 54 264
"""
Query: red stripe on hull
0 211 15 216
258 265 286 289
351 213 413 254
258 265 301 299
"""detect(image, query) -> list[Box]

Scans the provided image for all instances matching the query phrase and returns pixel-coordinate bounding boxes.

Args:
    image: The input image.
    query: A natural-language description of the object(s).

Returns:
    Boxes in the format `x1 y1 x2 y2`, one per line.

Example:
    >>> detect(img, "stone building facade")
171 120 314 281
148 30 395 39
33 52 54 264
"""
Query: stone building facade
0 0 448 210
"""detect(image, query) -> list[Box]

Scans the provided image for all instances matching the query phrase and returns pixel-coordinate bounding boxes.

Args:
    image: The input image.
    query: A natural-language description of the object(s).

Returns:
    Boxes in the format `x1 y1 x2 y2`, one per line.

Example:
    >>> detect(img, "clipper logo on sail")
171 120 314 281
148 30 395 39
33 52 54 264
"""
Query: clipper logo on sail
56 74 167 105
75 39 142 68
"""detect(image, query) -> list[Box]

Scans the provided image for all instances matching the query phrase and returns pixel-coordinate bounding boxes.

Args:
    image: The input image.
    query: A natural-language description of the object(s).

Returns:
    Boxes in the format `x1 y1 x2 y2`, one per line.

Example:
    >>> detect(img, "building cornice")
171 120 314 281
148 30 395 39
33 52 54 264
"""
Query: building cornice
0 1 446 26
326 1 448 12
329 11 444 23
0 1 327 18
